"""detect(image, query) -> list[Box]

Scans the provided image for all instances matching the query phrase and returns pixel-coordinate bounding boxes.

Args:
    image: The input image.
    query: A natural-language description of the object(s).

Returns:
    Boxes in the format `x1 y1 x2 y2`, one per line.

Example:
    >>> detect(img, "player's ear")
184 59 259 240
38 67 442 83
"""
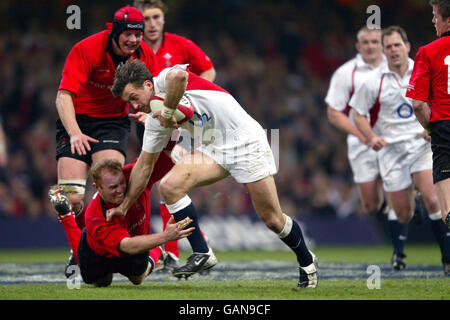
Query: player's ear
144 80 154 93
355 41 360 52
405 41 411 54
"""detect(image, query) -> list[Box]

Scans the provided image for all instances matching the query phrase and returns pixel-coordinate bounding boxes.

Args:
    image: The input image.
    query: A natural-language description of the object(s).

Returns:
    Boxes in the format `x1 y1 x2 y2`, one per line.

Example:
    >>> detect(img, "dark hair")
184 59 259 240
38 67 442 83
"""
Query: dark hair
111 60 153 98
381 25 409 45
91 159 123 185
430 0 450 19
133 0 168 13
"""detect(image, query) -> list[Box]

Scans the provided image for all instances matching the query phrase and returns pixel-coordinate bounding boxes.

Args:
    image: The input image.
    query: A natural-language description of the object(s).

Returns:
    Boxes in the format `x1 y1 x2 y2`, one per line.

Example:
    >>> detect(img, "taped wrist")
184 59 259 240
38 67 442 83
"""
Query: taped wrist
161 105 175 119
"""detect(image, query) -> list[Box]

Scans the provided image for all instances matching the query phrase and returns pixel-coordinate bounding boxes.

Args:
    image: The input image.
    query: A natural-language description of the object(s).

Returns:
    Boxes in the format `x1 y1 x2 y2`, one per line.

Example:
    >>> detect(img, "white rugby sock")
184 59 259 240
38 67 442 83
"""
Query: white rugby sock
165 195 192 214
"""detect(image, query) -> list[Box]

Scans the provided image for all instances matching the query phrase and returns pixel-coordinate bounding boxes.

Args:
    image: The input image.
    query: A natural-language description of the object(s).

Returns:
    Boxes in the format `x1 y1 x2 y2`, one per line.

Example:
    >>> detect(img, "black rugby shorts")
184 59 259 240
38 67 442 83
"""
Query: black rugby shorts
430 120 450 183
56 114 130 165
77 229 149 284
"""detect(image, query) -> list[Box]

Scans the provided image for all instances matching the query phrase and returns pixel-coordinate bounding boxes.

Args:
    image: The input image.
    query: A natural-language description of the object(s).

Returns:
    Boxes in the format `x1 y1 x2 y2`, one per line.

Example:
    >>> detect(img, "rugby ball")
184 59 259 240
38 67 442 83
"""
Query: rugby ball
150 92 194 124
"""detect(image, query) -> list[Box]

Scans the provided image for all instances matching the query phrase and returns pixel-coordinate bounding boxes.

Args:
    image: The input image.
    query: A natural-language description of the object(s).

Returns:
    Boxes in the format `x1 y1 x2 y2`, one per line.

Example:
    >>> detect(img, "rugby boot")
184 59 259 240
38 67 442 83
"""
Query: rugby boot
172 247 218 279
296 251 318 289
48 185 73 220
391 252 407 270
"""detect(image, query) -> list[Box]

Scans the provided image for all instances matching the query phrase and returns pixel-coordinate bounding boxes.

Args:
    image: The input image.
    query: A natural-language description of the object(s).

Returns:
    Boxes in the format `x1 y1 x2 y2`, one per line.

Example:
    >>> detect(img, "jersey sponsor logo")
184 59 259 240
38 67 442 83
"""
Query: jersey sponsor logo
397 103 413 119
88 80 113 90
126 23 144 29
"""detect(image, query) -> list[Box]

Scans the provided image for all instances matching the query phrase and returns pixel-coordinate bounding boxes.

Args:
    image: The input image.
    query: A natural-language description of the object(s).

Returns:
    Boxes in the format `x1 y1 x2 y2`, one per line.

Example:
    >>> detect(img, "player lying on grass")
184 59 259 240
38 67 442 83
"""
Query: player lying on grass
106 60 318 288
48 158 194 287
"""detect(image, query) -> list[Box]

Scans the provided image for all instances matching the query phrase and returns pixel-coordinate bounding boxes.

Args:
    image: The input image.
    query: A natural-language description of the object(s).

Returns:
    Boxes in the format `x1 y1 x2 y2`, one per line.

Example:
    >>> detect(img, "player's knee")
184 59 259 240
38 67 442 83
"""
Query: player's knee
129 277 144 285
94 274 113 287
361 200 379 215
420 193 440 213
259 212 284 233
58 179 86 213
159 175 188 202
396 210 413 224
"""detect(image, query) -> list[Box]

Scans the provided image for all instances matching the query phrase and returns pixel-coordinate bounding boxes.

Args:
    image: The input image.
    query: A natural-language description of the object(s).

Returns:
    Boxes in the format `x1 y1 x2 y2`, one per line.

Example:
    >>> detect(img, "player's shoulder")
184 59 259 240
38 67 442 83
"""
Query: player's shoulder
417 36 450 57
165 32 188 42
75 30 109 50
333 56 358 76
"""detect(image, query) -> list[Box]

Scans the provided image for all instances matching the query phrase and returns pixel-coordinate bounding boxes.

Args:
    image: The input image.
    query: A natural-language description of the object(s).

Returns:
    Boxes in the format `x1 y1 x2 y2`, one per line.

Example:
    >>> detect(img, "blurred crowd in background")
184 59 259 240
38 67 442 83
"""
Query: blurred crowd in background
0 0 437 220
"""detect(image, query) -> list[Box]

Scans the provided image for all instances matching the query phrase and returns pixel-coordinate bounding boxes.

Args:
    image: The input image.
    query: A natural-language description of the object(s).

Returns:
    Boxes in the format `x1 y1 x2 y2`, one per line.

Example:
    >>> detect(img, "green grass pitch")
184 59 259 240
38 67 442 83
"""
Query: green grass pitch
0 244 448 301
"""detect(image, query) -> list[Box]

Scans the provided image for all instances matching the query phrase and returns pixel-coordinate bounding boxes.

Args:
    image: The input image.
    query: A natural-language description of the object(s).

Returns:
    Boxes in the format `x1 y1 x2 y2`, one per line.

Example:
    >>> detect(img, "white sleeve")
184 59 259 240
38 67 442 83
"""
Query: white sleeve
142 115 174 153
153 64 189 93
324 66 352 111
349 79 377 116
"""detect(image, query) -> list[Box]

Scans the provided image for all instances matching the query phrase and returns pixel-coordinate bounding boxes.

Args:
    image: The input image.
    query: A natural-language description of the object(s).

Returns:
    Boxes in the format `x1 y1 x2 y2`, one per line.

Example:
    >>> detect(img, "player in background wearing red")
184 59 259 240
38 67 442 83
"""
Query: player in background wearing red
48 158 193 287
54 6 158 277
132 0 216 269
406 0 450 229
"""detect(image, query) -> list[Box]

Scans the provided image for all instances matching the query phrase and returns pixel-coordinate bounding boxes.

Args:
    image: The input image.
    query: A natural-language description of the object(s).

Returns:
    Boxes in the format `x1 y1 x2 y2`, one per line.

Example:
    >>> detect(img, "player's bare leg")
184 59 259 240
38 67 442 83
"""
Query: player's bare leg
245 176 318 288
356 178 384 217
57 157 89 214
160 151 228 279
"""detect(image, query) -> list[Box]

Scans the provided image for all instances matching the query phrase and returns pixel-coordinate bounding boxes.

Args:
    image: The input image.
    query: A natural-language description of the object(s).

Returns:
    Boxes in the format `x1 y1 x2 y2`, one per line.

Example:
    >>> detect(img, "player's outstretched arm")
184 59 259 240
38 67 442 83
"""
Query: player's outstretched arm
106 150 160 221
56 90 99 155
118 217 194 255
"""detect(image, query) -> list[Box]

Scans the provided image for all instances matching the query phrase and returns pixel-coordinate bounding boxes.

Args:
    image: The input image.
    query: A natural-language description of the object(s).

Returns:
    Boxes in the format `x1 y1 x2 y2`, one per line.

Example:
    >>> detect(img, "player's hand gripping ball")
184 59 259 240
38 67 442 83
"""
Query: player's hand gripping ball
150 92 194 124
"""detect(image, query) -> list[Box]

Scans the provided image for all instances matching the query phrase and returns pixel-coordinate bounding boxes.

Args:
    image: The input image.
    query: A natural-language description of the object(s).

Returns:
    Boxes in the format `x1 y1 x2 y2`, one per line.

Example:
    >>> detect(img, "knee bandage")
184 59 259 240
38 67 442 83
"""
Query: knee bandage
58 179 87 196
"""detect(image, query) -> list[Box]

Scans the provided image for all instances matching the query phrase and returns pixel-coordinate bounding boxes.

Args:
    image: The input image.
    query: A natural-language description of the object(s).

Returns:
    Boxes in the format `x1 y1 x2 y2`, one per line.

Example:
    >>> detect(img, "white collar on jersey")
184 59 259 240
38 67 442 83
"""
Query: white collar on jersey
380 57 415 78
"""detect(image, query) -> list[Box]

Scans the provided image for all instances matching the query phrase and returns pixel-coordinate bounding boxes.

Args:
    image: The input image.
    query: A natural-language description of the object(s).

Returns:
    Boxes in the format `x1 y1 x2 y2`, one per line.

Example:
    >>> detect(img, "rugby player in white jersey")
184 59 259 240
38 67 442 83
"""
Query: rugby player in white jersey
106 61 319 288
325 27 414 269
325 27 389 218
350 26 450 274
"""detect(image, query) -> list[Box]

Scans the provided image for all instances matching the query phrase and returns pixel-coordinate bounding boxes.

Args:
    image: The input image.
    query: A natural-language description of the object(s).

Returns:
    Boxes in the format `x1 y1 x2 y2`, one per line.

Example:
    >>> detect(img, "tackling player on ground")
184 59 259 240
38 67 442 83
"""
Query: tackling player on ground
48 158 193 287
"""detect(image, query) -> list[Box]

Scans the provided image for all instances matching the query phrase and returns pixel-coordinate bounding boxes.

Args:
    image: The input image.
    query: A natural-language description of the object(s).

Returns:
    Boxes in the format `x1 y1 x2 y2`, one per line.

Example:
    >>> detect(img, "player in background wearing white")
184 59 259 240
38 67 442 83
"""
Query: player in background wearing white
107 60 318 288
326 27 387 217
325 27 411 269
351 26 450 274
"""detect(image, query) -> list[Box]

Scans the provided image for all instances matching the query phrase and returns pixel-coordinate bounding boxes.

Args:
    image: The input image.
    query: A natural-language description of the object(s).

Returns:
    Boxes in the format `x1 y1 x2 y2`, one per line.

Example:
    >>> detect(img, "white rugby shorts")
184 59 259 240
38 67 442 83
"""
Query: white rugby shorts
198 122 277 184
347 134 380 184
378 137 432 192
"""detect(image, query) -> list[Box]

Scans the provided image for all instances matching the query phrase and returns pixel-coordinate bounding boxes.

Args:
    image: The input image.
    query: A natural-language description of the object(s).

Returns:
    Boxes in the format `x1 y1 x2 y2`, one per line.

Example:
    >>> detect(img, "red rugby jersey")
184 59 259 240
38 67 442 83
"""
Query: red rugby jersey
84 151 174 258
406 34 450 122
58 30 158 118
154 32 213 76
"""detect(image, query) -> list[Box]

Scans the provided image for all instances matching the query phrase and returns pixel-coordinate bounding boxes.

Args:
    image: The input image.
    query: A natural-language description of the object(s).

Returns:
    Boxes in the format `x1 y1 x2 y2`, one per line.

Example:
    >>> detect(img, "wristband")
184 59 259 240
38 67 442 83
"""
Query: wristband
161 105 175 119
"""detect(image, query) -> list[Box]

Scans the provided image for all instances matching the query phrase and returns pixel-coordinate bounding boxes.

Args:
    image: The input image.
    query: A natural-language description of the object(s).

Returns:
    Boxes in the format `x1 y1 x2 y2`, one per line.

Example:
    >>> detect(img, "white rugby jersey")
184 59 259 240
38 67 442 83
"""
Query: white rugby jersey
325 54 387 160
349 58 424 144
325 53 387 117
143 65 260 153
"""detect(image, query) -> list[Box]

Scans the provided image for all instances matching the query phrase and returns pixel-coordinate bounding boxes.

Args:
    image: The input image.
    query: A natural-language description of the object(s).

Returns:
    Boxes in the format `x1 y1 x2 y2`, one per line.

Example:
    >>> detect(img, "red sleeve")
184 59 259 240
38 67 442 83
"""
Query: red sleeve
184 38 214 75
58 42 91 96
124 152 174 191
85 198 130 257
406 47 431 102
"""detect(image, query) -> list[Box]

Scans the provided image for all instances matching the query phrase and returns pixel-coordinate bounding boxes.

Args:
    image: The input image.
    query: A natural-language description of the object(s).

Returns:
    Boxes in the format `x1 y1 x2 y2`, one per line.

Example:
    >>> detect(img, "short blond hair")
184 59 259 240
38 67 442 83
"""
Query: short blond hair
90 159 123 185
